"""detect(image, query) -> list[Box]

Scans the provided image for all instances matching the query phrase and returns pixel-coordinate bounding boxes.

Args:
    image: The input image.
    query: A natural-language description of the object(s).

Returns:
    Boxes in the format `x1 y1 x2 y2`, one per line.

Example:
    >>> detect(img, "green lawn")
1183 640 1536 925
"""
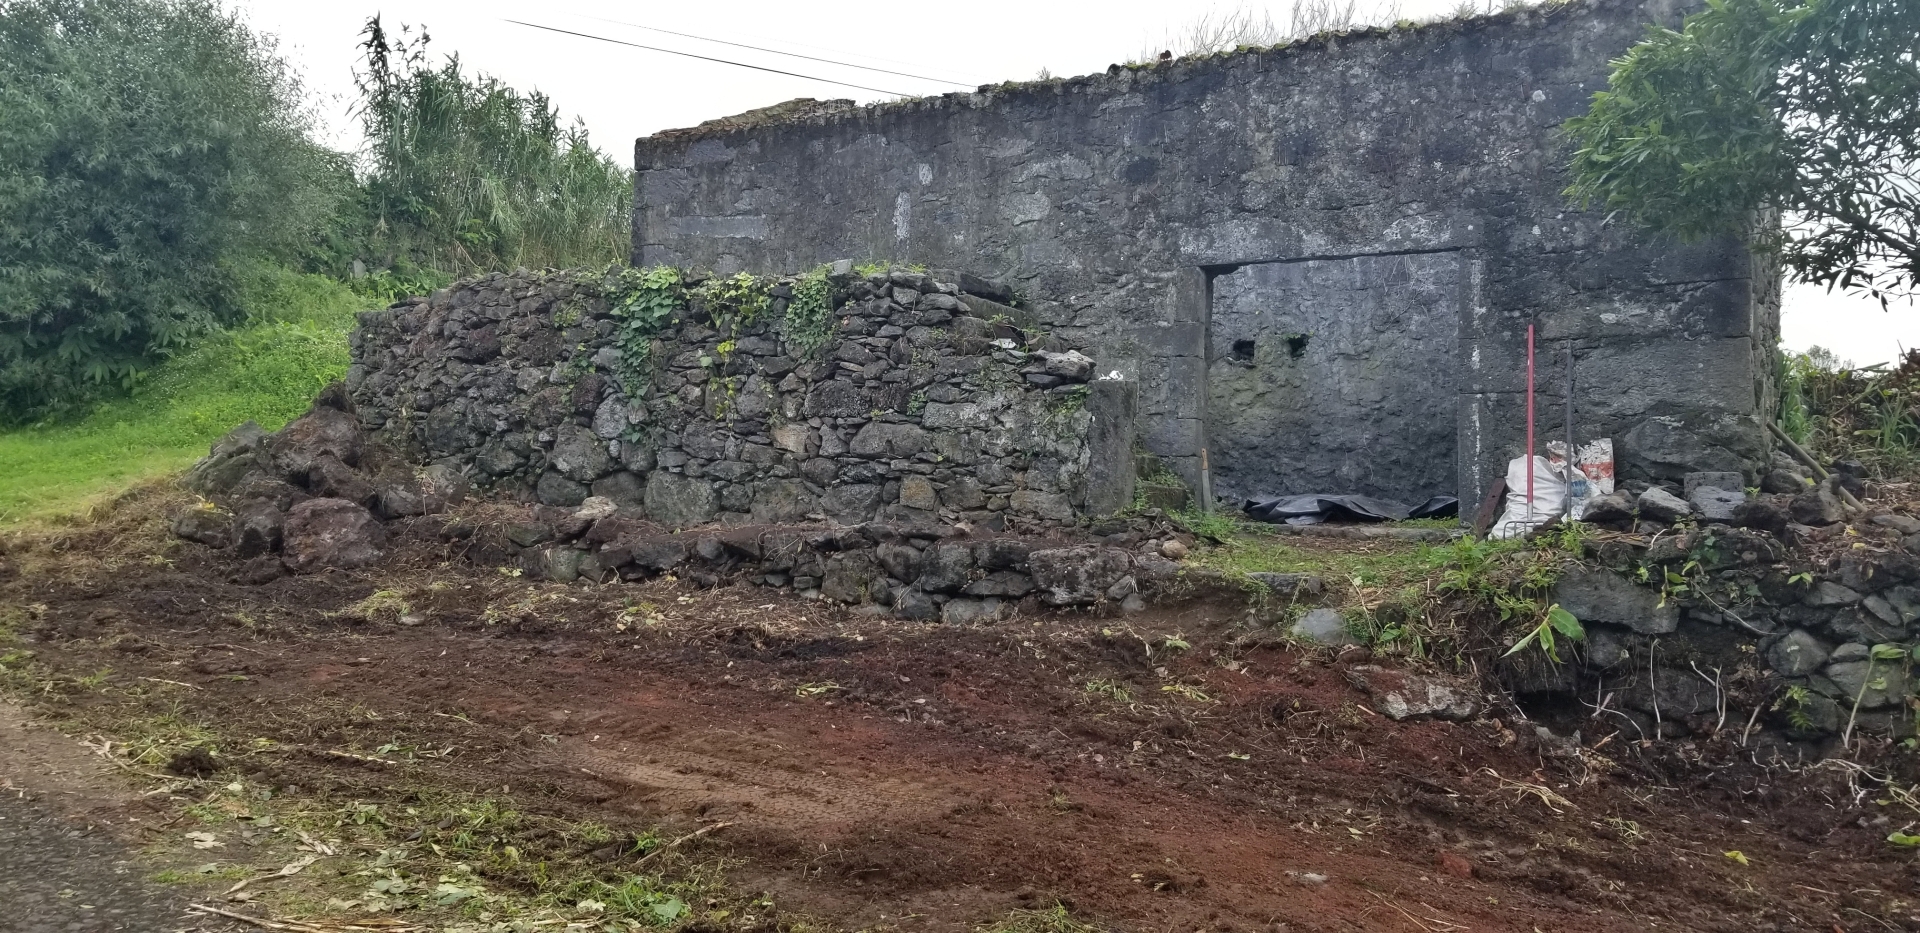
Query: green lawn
0 270 373 524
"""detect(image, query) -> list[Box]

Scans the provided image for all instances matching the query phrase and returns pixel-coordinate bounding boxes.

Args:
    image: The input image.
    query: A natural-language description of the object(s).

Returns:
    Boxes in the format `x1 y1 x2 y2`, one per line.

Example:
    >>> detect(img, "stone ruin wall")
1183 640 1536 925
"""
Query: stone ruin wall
166 264 1169 625
169 258 1914 739
342 265 1136 531
631 0 1780 508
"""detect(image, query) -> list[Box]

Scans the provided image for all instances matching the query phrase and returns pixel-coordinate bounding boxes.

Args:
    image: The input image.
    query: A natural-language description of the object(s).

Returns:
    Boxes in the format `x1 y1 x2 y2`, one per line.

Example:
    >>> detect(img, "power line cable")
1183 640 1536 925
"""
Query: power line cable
573 14 978 89
503 20 915 97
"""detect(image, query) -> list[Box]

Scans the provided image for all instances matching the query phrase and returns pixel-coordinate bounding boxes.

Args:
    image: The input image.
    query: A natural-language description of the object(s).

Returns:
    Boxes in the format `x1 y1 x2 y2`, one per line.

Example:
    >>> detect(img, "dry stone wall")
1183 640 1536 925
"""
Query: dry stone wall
343 265 1136 530
1483 461 1920 744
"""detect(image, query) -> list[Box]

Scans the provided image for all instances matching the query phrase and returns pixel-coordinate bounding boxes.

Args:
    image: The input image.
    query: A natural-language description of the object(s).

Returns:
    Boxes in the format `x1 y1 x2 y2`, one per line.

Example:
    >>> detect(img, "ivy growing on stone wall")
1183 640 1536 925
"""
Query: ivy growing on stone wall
692 272 769 333
782 266 835 360
604 264 683 394
602 265 840 398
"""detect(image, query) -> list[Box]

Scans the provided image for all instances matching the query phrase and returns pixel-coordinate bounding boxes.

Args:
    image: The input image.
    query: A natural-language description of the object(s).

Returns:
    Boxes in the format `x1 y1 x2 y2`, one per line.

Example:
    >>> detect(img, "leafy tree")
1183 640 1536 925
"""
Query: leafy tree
1563 0 1919 305
351 17 631 277
0 0 336 421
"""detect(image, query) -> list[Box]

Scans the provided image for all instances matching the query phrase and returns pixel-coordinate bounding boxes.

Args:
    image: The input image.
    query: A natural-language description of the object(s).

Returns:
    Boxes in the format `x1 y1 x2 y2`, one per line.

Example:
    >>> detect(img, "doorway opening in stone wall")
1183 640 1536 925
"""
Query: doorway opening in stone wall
1204 250 1465 507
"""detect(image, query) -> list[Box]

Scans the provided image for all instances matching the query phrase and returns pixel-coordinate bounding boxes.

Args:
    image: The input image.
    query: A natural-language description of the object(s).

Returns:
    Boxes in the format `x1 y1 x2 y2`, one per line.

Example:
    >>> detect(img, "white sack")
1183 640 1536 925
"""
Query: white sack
1489 455 1589 540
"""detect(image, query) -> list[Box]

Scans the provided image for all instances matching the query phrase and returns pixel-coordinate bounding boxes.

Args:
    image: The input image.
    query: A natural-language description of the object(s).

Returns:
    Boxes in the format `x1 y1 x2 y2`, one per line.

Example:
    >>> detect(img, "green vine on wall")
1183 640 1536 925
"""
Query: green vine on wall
692 272 770 334
783 265 835 360
604 264 684 396
601 264 840 399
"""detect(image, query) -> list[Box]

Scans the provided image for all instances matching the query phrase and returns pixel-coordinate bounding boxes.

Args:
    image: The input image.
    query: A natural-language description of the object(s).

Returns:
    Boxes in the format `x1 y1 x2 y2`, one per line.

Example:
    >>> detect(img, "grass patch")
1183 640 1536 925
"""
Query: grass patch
1184 524 1575 660
0 266 371 525
1184 526 1454 587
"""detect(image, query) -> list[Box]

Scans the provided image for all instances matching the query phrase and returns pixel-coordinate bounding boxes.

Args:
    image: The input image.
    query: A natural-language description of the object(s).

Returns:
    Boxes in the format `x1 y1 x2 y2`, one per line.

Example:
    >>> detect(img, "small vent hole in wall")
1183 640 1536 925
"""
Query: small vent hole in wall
1230 339 1256 362
1285 334 1310 358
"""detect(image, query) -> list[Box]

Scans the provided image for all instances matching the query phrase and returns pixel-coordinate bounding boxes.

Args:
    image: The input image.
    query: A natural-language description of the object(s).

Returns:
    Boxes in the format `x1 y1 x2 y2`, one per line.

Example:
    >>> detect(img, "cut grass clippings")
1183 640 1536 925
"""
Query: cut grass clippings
0 268 370 525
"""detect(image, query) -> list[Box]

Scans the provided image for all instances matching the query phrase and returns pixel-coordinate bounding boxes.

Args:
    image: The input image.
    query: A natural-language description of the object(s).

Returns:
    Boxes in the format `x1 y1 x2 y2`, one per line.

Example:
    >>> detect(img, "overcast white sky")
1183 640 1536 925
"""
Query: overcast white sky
235 0 1916 367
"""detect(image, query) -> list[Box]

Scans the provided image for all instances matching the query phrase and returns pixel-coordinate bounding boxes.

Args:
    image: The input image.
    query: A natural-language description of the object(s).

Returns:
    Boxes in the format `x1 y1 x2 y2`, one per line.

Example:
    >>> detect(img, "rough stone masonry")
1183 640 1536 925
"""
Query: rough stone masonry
342 266 1136 530
631 0 1780 507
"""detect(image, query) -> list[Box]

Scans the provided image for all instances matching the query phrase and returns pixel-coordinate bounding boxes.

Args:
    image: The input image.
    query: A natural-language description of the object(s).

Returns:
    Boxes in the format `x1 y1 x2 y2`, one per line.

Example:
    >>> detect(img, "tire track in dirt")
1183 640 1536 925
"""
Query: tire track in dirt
559 740 957 832
485 679 1628 933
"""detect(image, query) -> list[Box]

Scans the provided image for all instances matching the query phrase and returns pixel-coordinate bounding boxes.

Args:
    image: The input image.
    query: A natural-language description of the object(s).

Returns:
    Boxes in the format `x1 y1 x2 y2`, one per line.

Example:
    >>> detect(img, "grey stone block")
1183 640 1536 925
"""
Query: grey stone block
1345 666 1482 721
644 473 717 527
1290 608 1353 647
535 471 589 507
940 597 1004 624
1826 658 1910 709
1765 629 1831 677
1683 471 1746 499
1804 581 1862 607
1553 568 1678 635
1079 378 1137 517
1635 487 1693 523
1028 546 1131 605
591 471 647 509
1689 486 1745 523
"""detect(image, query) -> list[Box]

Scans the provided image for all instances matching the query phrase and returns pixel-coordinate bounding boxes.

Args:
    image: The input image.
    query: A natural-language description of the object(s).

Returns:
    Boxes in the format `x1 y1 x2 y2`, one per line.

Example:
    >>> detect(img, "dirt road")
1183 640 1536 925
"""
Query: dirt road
0 705 241 933
2 499 1917 932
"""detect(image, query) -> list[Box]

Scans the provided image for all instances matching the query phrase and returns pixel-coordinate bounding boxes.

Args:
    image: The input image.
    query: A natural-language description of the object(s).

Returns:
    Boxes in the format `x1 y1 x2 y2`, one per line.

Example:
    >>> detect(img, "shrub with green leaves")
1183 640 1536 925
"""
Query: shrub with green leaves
1563 0 1920 304
0 0 337 421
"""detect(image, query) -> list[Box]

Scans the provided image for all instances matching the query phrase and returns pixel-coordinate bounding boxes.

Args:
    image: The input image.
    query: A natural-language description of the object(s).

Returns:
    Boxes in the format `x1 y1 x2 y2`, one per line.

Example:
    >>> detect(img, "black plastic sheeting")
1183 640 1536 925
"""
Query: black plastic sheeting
1241 494 1460 526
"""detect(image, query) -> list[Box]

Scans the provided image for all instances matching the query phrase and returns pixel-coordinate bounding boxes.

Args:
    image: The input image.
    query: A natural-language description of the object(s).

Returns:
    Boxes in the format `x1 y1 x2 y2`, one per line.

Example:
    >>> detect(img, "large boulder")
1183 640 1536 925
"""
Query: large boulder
974 539 1033 570
171 505 232 548
307 455 376 507
1552 568 1678 634
1617 417 1755 482
231 501 285 558
821 552 883 604
1826 656 1911 709
1634 487 1693 523
1790 477 1848 526
282 498 385 572
1028 546 1131 605
849 422 929 459
751 480 818 524
374 465 467 519
644 473 718 527
822 484 882 524
1034 350 1094 381
1345 666 1483 721
1687 484 1745 524
1290 608 1352 646
875 541 923 582
549 425 613 483
1765 629 1831 677
1580 492 1634 525
535 471 590 507
916 543 974 593
591 470 647 510
897 476 941 512
266 406 364 481
182 421 269 497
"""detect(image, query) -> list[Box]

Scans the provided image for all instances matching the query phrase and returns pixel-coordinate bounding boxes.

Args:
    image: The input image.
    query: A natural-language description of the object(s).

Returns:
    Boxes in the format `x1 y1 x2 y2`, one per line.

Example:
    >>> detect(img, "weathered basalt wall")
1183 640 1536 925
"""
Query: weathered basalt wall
342 267 1136 530
632 0 1779 506
1504 465 1920 744
171 381 1184 621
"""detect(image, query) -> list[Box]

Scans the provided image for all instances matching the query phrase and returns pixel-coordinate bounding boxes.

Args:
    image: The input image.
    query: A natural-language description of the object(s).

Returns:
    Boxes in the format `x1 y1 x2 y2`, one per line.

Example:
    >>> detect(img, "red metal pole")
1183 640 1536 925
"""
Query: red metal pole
1526 324 1536 518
